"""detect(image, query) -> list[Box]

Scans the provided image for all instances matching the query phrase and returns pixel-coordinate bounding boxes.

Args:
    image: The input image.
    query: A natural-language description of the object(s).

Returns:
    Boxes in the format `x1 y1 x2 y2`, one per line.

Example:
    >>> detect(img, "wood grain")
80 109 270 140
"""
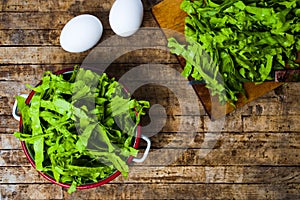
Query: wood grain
2 166 300 184
0 0 153 12
0 11 157 30
0 0 114 12
2 146 299 167
0 29 168 46
2 183 297 200
2 131 300 151
0 47 178 64
0 184 63 200
0 183 298 200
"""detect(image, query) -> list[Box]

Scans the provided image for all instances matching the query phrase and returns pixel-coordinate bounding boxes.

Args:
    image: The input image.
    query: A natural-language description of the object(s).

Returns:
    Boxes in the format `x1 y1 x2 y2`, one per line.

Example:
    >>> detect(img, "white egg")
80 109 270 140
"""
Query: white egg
109 0 143 37
60 14 103 53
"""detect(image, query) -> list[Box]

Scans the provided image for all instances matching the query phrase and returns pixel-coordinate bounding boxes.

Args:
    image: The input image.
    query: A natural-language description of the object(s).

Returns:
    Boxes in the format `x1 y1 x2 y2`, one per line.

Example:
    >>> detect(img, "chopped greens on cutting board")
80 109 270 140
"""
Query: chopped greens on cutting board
168 0 300 105
14 67 150 193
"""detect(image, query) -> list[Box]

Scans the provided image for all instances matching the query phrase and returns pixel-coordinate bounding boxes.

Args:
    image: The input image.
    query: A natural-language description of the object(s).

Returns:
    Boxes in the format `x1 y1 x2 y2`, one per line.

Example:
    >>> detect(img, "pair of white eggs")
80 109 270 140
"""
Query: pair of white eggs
60 0 143 53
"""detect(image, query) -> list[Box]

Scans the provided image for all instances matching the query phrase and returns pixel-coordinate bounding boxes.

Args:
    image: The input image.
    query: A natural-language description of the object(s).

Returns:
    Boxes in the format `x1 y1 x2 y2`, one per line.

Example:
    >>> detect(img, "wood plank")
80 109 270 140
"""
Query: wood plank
0 47 177 64
3 132 300 151
123 166 300 184
61 183 300 200
0 47 87 64
2 146 299 167
0 12 74 30
0 167 46 183
1 183 298 200
1 183 297 200
0 134 21 149
0 0 113 12
0 184 63 200
0 29 60 46
0 96 16 116
243 115 300 132
0 28 168 46
203 114 243 133
0 0 153 12
0 150 31 166
0 80 37 97
135 149 300 166
142 132 300 149
0 11 157 30
282 83 300 99
0 116 19 133
152 0 284 119
0 65 65 82
244 97 287 116
1 166 300 184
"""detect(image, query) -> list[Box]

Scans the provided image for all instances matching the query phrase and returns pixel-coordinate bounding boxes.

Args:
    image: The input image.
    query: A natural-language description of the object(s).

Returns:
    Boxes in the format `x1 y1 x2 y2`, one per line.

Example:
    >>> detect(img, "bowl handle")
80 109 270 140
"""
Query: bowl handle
132 134 151 163
12 94 29 121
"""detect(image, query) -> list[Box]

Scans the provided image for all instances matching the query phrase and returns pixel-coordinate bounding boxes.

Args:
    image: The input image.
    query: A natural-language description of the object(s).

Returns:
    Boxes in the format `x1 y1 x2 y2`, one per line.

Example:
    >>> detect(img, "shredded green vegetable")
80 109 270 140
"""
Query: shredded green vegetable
168 0 300 105
14 67 150 193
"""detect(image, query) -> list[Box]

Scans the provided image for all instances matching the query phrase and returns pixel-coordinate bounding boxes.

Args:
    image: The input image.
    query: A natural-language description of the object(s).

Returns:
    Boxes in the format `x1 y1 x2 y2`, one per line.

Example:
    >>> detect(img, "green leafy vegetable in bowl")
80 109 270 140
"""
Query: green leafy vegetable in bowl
14 67 150 193
168 0 300 105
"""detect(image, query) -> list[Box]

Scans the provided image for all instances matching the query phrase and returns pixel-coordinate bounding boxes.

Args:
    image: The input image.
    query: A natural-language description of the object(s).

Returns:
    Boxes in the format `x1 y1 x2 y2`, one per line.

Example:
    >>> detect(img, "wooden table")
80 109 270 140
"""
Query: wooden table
0 0 300 199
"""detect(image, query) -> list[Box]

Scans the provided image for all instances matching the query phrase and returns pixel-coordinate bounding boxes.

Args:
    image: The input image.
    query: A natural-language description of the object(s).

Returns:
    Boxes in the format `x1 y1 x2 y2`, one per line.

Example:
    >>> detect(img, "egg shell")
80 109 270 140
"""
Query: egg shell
109 0 143 37
60 14 103 53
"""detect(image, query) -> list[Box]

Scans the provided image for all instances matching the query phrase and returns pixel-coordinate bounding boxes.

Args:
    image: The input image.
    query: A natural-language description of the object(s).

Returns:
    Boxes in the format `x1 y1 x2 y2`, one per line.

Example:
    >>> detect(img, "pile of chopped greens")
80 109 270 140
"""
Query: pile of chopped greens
168 0 300 105
14 67 150 193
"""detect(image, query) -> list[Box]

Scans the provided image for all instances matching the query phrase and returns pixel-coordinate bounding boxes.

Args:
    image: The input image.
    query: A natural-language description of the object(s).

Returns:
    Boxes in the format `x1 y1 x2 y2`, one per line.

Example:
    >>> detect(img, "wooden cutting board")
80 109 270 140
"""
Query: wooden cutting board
152 0 283 119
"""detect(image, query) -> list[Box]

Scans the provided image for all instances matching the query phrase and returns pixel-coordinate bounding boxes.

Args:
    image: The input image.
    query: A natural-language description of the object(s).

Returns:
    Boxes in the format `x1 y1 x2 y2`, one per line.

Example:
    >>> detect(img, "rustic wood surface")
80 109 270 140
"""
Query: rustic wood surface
0 0 300 199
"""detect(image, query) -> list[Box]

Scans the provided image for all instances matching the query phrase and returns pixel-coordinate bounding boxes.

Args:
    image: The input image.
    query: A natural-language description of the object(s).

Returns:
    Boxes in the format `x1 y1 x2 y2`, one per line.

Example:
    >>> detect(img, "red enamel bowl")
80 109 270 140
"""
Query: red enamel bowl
14 68 149 190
